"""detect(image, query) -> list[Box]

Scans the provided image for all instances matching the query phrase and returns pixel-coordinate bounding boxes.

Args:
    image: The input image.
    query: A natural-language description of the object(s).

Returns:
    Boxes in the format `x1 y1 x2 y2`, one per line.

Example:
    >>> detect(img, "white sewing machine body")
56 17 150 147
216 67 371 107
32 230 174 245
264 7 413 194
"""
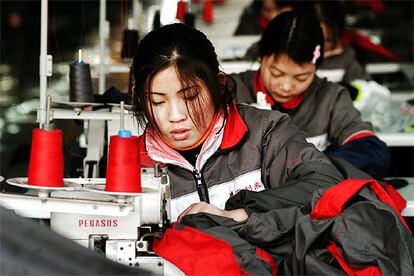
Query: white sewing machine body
0 167 183 275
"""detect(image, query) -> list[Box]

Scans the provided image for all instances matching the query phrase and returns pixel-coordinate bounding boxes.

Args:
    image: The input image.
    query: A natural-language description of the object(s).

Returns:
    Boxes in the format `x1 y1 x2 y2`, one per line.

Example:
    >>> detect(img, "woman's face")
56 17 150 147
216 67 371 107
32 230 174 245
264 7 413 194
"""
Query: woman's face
260 53 316 103
148 66 215 149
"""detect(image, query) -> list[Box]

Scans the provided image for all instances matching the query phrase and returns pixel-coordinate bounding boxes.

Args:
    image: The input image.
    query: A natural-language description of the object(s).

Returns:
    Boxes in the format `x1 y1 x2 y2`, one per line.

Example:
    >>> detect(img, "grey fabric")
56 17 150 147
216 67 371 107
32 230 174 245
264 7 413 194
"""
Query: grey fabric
225 181 414 275
0 206 153 276
179 178 414 275
328 156 372 179
225 159 341 214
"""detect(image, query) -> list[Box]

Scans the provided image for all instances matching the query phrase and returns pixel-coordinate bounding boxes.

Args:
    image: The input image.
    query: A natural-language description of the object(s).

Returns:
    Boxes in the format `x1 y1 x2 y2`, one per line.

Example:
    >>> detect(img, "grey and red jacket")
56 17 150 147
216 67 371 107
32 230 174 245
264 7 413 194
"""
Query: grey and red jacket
143 103 343 221
153 161 414 275
157 178 413 275
232 71 390 178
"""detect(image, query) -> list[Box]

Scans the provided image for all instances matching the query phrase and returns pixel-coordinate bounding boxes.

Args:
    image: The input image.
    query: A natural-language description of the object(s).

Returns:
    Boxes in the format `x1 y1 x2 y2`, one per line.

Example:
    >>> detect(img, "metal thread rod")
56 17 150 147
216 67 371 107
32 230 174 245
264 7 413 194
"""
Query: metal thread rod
78 49 82 63
39 0 49 127
42 95 55 130
46 95 51 124
98 0 107 95
120 101 125 131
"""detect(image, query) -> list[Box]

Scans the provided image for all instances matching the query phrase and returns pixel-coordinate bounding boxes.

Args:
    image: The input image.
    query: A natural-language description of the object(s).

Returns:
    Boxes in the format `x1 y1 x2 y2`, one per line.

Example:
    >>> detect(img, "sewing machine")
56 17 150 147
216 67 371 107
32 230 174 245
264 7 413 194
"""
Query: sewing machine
0 165 184 274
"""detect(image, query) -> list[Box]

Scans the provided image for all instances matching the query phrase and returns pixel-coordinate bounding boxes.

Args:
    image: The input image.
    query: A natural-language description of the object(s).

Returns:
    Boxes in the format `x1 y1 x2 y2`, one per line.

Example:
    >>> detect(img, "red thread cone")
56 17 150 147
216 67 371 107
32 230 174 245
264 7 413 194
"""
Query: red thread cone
28 128 64 187
106 135 141 193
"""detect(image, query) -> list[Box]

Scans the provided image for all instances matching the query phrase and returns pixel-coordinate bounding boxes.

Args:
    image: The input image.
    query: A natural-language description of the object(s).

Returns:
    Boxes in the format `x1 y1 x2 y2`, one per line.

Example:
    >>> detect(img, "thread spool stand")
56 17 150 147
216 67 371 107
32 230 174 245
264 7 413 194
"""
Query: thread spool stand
69 49 94 103
25 96 64 196
104 101 142 196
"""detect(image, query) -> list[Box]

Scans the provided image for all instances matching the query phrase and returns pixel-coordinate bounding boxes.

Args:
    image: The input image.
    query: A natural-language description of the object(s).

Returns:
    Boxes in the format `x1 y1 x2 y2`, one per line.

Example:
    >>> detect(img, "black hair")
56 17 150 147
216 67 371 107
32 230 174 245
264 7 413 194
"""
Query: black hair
258 11 324 66
314 0 346 46
131 23 235 131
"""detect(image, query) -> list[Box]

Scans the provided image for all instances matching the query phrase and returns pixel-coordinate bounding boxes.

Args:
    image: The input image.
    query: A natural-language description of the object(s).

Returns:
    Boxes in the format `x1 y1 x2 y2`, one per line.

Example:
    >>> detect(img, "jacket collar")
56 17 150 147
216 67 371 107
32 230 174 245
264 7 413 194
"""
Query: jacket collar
220 102 248 150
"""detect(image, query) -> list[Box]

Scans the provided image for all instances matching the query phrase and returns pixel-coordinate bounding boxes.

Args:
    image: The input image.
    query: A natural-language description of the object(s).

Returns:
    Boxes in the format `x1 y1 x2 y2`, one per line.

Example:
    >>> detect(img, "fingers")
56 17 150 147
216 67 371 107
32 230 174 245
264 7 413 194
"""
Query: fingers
177 203 247 223
177 202 208 222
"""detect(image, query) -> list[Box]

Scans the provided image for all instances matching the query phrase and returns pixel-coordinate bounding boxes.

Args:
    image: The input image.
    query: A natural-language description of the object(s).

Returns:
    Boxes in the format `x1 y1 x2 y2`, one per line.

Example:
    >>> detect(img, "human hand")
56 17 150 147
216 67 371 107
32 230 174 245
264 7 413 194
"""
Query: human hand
177 202 248 223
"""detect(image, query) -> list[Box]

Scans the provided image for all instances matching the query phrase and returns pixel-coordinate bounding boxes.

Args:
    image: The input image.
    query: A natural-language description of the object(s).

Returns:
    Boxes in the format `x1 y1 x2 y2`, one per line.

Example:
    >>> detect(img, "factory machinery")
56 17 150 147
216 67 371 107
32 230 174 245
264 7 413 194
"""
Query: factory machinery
0 99 184 274
0 164 185 275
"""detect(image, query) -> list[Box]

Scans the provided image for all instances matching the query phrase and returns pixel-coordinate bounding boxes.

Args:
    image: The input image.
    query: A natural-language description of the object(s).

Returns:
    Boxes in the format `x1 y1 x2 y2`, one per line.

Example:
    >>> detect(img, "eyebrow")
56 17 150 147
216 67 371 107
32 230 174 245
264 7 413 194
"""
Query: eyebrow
271 65 312 76
148 86 196 95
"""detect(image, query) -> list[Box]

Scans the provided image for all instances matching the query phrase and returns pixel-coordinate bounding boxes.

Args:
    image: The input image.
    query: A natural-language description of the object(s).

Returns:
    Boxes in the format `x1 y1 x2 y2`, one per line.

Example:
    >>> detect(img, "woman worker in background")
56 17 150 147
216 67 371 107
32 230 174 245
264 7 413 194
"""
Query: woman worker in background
130 23 343 222
232 11 390 179
314 0 370 83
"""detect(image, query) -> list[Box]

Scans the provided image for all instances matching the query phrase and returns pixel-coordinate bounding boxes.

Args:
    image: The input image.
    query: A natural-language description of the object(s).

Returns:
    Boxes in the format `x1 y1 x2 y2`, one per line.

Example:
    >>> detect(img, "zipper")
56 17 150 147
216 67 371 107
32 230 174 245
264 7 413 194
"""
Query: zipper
194 150 224 203
193 169 210 203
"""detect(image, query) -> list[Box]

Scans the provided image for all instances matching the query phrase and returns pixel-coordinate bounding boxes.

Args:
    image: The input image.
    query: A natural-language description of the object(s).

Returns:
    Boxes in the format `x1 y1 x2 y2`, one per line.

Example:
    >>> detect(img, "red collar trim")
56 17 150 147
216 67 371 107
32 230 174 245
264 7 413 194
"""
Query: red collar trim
220 102 248 150
253 70 306 109
280 93 305 109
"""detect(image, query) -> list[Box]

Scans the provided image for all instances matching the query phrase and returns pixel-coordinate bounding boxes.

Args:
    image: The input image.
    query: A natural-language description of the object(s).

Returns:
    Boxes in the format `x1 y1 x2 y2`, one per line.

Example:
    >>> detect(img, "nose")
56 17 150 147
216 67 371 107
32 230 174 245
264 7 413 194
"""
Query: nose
168 99 187 123
279 80 293 93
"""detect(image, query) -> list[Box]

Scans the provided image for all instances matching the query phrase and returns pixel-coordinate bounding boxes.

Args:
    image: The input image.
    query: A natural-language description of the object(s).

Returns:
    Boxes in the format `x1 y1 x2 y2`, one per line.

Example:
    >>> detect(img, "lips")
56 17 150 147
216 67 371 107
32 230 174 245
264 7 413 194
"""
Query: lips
170 128 191 141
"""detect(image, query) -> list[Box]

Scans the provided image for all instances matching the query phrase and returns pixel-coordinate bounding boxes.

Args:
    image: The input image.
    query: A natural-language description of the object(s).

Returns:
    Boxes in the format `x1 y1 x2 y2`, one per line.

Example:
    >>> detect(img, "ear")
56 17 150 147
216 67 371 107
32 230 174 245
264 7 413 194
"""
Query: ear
218 71 227 88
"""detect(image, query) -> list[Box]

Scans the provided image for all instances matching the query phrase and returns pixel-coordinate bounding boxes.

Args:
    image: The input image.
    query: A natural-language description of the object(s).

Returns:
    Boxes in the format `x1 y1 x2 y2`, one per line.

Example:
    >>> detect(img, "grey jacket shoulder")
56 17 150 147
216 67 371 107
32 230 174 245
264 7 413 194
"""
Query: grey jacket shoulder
236 103 288 126
231 71 256 104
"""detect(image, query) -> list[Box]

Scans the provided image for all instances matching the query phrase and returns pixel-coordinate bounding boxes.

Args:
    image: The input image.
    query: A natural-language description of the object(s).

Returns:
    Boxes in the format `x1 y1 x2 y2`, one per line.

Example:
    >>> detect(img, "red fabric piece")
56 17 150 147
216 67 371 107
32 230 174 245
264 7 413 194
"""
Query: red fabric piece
369 182 411 234
381 182 407 213
153 226 247 275
342 30 400 61
327 242 381 276
311 179 411 234
311 179 368 219
203 0 214 23
253 70 306 109
220 102 248 150
176 1 187 21
343 131 376 144
256 247 278 275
